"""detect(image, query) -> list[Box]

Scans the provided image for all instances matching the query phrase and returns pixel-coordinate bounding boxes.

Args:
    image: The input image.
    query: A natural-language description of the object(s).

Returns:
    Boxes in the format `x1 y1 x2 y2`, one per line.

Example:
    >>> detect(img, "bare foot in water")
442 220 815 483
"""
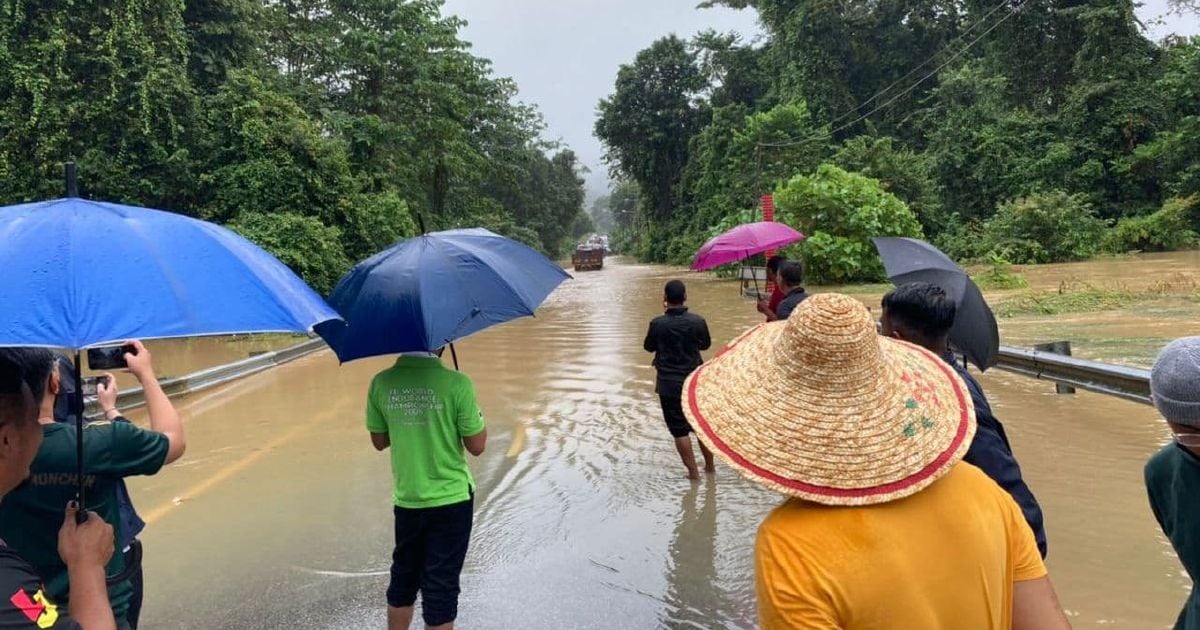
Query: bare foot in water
686 469 701 480
705 465 716 474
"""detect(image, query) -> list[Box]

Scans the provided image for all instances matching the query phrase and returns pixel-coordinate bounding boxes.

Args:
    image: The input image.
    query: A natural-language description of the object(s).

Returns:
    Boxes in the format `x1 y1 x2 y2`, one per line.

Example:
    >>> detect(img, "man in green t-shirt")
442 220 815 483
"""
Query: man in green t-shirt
366 350 486 630
0 343 185 630
1146 337 1200 630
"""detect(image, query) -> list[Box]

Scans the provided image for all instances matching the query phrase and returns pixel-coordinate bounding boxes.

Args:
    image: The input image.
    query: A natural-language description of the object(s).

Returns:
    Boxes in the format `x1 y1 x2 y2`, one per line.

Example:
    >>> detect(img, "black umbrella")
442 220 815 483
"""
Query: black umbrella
872 237 999 371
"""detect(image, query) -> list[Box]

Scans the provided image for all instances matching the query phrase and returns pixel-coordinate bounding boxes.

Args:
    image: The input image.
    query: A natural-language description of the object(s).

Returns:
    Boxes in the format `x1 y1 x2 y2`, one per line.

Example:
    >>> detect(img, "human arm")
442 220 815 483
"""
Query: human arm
120 341 185 464
366 378 389 451
757 298 779 321
1013 577 1071 630
457 378 486 457
59 504 116 630
643 320 657 353
698 319 712 352
462 428 487 457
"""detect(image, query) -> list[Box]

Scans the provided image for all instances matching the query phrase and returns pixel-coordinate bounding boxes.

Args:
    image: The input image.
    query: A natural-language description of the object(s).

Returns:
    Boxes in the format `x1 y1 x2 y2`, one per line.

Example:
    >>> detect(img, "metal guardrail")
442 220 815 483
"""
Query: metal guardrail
93 335 1153 414
91 337 328 416
988 345 1152 406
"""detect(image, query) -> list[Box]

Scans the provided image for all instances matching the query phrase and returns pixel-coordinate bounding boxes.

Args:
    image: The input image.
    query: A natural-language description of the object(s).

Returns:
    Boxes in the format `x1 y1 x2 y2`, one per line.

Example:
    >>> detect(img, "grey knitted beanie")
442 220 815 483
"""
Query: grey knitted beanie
1151 337 1200 427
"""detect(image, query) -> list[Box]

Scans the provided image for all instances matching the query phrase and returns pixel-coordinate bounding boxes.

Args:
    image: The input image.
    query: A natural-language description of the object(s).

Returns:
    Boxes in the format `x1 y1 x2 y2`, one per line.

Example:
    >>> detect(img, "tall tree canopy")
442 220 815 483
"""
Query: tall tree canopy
599 0 1200 266
0 0 589 292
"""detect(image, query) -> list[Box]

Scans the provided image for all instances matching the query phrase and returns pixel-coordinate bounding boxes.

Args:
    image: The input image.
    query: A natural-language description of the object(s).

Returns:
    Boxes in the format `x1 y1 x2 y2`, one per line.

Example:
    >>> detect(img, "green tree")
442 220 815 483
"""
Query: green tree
230 212 351 295
980 191 1108 263
0 0 199 209
183 0 265 89
775 165 923 283
833 135 943 232
595 36 709 221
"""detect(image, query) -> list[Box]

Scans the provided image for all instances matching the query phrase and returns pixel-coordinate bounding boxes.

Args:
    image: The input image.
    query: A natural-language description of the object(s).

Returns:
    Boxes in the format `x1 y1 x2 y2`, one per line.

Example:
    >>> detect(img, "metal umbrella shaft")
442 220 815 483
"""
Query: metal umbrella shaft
72 351 86 523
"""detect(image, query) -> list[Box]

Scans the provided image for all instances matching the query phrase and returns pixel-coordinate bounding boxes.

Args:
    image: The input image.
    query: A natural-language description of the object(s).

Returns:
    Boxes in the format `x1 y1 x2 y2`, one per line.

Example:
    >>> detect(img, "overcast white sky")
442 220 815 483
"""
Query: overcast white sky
440 0 1199 199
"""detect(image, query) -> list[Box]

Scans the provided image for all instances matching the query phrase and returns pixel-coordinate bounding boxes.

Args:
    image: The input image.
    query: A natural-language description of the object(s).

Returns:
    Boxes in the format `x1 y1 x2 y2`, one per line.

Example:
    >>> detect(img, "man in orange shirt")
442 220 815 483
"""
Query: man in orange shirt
683 293 1071 629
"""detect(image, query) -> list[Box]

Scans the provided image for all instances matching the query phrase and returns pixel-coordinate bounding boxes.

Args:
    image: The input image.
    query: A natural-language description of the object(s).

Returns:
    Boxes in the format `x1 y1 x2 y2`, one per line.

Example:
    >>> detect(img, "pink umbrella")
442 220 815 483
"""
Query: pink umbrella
690 221 806 271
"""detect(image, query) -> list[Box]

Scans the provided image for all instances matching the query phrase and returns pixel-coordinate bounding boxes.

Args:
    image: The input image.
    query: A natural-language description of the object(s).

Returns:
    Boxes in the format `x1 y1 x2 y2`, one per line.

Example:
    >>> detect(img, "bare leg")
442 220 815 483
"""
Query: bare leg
674 436 701 479
697 438 716 473
388 606 414 630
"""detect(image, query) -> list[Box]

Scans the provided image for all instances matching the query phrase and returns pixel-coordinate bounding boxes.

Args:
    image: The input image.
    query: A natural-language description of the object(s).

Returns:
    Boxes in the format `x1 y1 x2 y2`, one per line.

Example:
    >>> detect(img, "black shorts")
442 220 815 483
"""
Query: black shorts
387 496 474 626
659 394 694 438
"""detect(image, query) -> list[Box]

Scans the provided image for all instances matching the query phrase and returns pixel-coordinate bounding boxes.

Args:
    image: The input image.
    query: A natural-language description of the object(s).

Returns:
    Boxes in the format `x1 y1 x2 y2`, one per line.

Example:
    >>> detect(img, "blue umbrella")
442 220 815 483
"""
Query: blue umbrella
0 192 339 512
0 198 337 348
317 228 571 363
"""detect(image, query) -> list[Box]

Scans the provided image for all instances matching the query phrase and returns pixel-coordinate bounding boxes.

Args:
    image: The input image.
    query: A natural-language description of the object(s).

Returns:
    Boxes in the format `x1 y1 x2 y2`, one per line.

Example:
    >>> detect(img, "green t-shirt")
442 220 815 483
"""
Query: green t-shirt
366 356 485 509
0 420 168 621
1146 443 1200 630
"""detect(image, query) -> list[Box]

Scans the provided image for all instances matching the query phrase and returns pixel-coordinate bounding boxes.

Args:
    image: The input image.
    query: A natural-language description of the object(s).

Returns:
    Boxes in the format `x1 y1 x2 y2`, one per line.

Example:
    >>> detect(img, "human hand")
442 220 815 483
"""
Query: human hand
58 503 114 569
756 298 769 315
124 340 154 381
96 374 118 411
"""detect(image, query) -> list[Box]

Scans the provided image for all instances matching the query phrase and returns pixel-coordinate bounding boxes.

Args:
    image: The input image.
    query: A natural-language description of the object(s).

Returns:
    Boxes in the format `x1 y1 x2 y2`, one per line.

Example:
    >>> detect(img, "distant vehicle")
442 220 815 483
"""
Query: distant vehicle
573 234 607 271
573 245 604 272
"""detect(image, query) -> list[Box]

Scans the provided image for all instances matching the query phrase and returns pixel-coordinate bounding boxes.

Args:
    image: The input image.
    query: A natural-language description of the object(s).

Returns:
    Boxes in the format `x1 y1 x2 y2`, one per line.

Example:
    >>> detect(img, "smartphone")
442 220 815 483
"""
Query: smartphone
81 375 111 397
87 344 134 370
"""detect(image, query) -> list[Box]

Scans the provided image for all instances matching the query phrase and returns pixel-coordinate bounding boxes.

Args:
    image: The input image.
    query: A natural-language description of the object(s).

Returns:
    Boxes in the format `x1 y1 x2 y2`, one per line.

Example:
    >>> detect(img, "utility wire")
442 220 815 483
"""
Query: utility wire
760 0 1024 149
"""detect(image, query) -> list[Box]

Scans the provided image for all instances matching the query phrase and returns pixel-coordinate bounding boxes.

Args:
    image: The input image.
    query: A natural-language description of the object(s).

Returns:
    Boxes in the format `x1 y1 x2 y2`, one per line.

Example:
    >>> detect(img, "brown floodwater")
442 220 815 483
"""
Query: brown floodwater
124 256 1190 628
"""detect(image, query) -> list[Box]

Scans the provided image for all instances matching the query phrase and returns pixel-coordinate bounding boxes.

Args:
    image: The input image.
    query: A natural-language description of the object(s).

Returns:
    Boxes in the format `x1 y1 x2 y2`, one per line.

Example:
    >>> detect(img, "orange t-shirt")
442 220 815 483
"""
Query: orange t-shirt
756 463 1047 629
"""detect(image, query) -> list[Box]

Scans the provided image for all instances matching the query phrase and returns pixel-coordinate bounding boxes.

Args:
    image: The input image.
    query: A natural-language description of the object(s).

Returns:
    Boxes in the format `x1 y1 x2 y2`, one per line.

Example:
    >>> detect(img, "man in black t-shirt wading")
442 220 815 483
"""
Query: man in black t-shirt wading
644 280 714 480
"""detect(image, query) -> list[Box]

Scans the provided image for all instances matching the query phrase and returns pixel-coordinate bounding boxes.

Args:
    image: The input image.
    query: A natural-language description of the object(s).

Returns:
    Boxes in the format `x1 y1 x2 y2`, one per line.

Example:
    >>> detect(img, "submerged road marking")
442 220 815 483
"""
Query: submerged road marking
141 402 349 525
505 423 526 458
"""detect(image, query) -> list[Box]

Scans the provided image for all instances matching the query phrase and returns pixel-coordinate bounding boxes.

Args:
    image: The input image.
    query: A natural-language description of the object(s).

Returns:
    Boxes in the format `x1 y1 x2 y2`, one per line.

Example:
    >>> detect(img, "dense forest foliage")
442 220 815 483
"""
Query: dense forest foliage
0 0 591 293
594 0 1200 282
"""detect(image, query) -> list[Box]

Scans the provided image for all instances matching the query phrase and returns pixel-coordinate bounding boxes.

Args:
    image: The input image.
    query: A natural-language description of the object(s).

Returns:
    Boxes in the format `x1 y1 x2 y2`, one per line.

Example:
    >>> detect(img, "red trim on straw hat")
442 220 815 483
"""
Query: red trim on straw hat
685 334 973 500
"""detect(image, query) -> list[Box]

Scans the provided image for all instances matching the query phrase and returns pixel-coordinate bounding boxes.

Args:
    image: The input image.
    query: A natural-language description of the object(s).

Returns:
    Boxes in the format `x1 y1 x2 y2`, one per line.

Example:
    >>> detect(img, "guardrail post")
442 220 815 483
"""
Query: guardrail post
1034 341 1076 394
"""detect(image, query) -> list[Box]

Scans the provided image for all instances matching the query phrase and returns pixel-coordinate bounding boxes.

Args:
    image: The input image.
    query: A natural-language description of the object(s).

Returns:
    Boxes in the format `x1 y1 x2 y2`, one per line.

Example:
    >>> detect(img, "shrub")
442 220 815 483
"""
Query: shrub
1103 196 1199 253
230 212 352 296
980 191 1108 264
972 253 1029 290
775 164 923 284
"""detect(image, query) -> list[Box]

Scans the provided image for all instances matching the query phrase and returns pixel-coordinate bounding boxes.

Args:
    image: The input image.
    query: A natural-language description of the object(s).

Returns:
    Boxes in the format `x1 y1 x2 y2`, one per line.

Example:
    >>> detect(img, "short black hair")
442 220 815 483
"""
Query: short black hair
766 255 787 274
882 282 957 342
0 348 56 404
664 279 687 305
0 354 34 429
778 260 804 287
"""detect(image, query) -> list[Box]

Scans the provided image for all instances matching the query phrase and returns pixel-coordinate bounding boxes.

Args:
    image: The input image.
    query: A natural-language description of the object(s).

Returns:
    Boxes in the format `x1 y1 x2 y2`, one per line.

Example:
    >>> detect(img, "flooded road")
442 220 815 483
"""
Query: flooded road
127 257 1190 628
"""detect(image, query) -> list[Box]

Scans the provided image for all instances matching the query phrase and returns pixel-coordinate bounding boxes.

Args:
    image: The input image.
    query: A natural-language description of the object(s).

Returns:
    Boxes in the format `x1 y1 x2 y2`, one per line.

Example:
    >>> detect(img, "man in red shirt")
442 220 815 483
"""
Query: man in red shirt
756 255 787 322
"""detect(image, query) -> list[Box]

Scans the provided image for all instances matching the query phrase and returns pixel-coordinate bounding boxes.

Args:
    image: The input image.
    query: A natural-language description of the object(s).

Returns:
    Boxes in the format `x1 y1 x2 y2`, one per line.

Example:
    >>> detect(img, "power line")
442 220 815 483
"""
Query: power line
822 0 1014 129
759 0 1024 149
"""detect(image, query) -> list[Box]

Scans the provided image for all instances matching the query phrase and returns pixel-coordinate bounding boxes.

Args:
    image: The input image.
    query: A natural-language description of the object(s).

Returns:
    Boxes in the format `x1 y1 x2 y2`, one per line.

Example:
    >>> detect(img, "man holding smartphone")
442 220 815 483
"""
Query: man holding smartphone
0 342 185 630
0 355 117 630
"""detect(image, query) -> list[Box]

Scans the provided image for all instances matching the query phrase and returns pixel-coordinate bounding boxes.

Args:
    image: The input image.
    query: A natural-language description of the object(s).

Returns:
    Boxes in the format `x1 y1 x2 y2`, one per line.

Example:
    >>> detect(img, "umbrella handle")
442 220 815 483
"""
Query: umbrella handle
72 351 87 522
449 343 459 371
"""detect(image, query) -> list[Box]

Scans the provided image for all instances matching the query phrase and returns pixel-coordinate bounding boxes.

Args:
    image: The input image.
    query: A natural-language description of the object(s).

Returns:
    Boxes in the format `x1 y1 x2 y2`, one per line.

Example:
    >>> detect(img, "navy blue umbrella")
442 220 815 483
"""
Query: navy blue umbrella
317 228 571 363
0 186 339 511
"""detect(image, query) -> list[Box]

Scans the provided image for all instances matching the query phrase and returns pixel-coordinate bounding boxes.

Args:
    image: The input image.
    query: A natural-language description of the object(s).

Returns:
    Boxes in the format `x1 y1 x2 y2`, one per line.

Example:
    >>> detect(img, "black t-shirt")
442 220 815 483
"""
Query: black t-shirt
0 545 80 629
643 307 712 386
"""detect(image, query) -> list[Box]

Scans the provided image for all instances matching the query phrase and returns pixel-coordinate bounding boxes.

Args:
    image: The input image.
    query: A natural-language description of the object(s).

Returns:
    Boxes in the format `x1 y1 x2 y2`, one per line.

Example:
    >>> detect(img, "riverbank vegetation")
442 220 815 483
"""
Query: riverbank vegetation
0 1 591 293
594 0 1200 282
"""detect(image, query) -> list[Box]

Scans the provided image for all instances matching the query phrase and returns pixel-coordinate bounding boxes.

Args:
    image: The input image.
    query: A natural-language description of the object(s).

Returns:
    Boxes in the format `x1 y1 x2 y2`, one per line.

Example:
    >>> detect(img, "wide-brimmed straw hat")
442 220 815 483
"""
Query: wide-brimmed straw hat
683 293 976 506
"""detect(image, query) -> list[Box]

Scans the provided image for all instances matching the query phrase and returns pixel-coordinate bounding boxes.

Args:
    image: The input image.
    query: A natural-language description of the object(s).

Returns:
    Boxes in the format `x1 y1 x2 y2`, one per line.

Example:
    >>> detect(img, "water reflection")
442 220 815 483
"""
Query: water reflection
664 481 727 629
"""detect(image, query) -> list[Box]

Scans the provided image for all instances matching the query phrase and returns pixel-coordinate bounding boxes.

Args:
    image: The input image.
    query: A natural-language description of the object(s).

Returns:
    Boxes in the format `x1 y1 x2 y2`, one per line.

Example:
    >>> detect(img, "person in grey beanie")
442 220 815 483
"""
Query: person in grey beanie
1146 336 1200 630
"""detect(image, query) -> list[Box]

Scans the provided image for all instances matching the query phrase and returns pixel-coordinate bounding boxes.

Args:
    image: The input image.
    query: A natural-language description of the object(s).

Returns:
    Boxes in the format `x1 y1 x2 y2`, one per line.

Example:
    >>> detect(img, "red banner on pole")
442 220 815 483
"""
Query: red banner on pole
762 194 777 297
